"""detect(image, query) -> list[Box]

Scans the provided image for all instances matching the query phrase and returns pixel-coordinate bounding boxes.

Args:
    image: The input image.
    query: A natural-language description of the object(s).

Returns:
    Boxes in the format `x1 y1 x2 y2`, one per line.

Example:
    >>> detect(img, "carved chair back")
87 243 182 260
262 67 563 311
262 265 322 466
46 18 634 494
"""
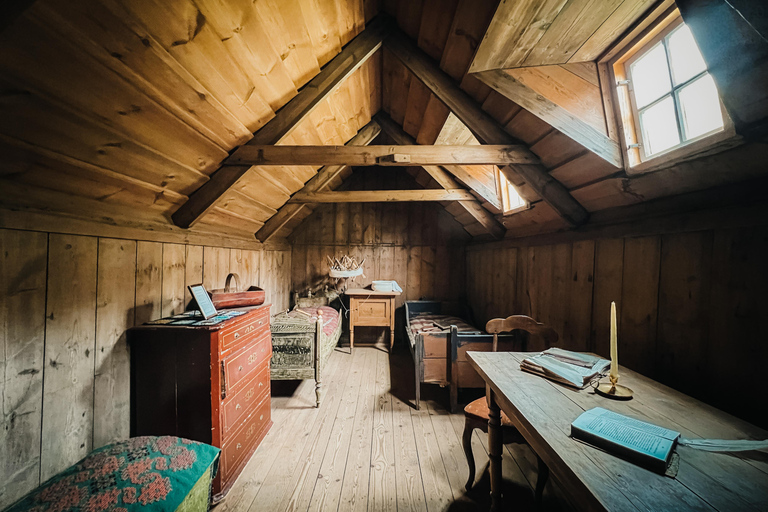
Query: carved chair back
485 315 558 352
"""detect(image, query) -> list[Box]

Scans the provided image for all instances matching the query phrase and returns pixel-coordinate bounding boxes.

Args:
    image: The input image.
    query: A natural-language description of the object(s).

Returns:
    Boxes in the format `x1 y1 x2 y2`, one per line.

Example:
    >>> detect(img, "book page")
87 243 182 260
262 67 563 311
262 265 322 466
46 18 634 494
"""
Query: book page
530 355 592 387
592 408 680 440
573 408 680 462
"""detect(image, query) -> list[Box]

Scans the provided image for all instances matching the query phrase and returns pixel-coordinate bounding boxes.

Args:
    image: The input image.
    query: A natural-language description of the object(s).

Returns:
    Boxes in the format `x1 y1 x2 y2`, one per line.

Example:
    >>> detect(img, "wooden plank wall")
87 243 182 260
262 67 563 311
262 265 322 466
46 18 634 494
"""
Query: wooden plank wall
466 225 768 430
0 228 290 508
290 168 469 309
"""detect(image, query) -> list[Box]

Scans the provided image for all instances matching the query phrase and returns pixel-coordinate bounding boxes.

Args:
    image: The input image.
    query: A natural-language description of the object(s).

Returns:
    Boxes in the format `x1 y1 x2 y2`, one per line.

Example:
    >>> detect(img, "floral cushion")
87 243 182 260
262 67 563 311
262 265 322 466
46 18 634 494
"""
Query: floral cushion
5 436 220 512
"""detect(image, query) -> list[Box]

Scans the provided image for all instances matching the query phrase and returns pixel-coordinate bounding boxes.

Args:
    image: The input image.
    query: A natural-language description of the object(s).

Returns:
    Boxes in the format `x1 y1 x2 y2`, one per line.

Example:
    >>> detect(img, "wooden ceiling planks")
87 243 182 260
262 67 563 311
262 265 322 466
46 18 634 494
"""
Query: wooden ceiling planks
0 0 384 244
470 0 661 72
0 10 228 174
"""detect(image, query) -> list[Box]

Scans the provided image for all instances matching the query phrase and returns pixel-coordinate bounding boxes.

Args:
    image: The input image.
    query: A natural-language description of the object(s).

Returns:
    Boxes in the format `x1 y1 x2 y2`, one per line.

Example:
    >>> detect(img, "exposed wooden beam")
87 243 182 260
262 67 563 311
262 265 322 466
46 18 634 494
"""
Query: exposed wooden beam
474 69 623 168
288 189 476 203
255 121 381 242
376 111 502 208
171 18 392 229
228 144 536 166
375 112 505 239
385 30 590 227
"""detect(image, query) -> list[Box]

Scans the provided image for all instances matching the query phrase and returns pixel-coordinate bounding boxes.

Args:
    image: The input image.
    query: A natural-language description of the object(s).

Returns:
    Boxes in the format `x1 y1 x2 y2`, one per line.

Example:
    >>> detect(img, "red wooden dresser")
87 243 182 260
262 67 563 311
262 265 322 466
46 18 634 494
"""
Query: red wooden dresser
127 305 272 498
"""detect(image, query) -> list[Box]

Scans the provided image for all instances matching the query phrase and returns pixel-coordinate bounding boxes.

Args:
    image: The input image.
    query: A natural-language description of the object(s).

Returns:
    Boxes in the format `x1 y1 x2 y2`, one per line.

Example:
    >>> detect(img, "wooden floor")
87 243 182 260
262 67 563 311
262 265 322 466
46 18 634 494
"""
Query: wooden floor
215 345 573 512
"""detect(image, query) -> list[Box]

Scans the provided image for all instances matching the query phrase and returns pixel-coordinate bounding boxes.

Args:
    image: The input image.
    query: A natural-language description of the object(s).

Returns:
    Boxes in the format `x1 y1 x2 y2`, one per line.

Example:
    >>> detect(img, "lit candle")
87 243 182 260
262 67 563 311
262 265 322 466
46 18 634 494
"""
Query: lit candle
610 301 618 380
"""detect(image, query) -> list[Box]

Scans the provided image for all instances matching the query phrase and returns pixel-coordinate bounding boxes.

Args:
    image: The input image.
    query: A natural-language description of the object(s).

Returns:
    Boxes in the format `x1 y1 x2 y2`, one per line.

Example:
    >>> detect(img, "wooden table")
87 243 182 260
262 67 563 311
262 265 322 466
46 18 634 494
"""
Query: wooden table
467 351 768 512
345 288 401 350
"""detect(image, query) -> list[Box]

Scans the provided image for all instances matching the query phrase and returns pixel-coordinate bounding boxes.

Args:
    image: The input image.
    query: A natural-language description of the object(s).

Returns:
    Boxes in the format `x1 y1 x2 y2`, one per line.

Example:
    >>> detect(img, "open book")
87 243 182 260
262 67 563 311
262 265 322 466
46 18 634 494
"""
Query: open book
520 348 610 388
571 408 680 474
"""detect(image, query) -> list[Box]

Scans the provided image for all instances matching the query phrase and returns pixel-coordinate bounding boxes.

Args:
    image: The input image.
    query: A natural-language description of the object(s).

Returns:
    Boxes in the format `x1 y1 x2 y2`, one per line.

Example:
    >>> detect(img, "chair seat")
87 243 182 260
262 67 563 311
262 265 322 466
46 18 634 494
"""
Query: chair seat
464 397 514 427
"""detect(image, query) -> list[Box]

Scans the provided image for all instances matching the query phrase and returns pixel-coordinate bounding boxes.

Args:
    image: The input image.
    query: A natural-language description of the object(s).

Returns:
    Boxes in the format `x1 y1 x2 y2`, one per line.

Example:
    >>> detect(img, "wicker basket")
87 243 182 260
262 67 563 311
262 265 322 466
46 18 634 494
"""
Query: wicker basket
209 273 265 309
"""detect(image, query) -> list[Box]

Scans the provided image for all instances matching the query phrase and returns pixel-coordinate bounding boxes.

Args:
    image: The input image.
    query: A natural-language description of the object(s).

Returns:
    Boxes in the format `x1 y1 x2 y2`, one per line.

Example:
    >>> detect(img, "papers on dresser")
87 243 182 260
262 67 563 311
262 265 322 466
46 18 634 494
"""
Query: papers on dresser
520 348 610 388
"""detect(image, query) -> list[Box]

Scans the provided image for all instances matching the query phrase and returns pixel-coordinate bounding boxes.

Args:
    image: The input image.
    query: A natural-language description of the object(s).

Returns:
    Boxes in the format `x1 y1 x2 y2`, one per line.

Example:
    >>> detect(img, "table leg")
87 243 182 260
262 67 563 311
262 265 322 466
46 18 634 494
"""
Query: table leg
349 298 355 354
488 391 503 511
390 298 395 350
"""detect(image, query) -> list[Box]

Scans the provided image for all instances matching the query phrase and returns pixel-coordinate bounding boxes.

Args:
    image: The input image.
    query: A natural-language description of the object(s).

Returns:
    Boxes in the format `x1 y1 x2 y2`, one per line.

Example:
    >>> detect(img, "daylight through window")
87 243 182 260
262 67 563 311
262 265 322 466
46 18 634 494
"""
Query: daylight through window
616 19 726 163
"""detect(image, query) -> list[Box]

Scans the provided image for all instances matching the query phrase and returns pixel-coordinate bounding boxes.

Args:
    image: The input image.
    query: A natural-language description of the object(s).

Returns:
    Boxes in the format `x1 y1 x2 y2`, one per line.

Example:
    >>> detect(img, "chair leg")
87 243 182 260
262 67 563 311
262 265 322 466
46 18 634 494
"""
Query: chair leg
535 455 549 505
462 419 476 491
315 380 322 408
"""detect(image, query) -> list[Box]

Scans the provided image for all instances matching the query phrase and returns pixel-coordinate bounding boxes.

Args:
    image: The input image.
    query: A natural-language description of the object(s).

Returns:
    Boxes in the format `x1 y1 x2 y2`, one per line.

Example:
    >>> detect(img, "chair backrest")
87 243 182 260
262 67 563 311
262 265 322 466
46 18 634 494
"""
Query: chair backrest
485 315 558 352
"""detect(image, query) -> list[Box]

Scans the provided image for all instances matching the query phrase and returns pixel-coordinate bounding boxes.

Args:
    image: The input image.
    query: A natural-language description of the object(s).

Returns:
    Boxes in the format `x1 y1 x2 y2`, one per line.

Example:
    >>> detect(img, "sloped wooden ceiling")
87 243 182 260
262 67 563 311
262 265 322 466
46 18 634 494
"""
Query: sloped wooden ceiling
0 0 379 246
1 0 767 245
470 0 660 71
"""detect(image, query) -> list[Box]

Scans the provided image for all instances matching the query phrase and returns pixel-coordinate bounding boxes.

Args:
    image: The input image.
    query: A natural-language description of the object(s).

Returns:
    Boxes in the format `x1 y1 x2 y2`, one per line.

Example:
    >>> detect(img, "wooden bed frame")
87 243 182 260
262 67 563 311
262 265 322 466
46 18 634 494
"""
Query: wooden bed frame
270 307 343 407
405 301 519 412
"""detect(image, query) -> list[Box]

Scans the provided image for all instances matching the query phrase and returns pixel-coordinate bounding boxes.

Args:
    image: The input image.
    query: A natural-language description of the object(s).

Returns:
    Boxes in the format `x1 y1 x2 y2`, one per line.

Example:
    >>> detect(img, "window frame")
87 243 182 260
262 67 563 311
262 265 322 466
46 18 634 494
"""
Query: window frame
599 5 738 176
496 167 529 216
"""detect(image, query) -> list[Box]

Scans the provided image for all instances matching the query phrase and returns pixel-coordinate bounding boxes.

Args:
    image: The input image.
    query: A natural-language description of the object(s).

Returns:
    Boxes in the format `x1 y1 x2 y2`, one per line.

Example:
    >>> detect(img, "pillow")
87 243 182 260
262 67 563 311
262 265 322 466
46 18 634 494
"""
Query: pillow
5 436 220 512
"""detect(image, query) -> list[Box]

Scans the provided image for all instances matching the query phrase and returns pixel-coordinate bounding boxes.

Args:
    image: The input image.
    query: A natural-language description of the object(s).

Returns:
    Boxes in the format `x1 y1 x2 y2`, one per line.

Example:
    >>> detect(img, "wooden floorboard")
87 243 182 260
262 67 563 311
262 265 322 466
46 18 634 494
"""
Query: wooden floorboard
216 346 574 511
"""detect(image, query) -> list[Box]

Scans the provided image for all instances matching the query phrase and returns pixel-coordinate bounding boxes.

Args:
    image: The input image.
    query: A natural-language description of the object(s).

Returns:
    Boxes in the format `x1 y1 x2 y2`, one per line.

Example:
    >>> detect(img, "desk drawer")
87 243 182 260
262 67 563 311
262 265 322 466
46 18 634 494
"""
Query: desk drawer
224 332 271 392
220 393 271 480
221 308 270 353
353 299 390 325
222 363 269 434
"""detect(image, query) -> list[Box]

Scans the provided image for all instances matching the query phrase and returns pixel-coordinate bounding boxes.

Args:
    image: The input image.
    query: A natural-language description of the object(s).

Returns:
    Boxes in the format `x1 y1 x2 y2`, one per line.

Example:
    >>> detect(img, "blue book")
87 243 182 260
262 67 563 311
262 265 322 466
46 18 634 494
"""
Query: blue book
571 408 680 474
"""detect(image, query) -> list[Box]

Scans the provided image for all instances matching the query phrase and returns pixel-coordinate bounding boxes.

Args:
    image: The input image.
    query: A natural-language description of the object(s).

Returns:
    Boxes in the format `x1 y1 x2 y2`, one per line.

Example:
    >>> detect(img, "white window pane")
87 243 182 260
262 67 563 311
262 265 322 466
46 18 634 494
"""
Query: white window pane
678 73 724 140
507 183 525 209
630 43 672 108
640 96 680 156
667 25 707 85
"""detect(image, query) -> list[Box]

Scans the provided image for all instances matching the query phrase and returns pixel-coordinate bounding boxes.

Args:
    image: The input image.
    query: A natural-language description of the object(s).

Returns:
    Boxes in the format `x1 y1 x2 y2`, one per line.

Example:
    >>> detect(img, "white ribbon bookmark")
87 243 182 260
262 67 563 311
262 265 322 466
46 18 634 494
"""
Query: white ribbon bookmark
679 438 768 452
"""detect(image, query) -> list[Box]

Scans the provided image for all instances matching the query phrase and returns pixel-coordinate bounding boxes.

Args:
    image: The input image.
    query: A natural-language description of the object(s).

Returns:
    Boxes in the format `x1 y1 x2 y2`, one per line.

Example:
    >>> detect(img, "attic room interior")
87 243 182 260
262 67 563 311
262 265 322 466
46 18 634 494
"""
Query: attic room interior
1 0 767 510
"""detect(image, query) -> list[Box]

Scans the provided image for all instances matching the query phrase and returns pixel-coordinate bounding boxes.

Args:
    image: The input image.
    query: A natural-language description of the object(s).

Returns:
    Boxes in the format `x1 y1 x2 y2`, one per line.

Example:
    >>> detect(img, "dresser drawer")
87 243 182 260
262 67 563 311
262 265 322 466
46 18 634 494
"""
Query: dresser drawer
222 363 269 434
221 307 270 353
220 394 271 480
224 331 271 393
353 299 390 326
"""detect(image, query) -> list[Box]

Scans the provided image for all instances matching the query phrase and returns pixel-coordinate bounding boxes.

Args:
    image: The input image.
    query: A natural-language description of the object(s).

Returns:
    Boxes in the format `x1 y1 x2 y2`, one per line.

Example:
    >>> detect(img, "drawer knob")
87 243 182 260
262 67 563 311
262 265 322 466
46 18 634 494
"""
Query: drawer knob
236 443 242 450
236 403 241 410
234 333 240 339
238 365 243 371
258 320 263 325
259 414 264 421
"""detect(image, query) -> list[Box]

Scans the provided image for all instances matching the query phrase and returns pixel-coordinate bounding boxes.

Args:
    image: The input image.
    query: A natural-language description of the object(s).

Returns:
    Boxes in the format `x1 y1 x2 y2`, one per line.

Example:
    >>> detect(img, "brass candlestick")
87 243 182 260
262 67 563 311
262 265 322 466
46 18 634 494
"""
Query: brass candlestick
595 373 634 400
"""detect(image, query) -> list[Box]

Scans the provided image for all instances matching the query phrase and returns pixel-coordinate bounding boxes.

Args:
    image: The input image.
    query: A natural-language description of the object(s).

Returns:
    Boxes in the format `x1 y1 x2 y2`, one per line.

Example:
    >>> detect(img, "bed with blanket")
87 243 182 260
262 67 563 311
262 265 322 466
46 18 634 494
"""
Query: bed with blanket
270 305 342 407
405 301 519 412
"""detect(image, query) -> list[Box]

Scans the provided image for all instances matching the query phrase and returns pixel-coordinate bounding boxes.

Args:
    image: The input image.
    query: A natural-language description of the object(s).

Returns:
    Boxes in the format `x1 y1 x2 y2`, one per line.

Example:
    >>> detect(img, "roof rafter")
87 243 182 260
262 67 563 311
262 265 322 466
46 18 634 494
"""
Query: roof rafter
289 189 476 203
474 69 623 168
385 28 590 227
254 120 381 243
375 112 505 239
227 144 535 166
171 17 392 229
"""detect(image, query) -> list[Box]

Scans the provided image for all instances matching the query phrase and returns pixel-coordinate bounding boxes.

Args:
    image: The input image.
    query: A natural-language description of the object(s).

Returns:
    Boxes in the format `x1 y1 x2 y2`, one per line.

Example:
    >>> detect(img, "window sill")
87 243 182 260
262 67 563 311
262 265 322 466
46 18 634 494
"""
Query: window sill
501 203 531 217
625 128 742 176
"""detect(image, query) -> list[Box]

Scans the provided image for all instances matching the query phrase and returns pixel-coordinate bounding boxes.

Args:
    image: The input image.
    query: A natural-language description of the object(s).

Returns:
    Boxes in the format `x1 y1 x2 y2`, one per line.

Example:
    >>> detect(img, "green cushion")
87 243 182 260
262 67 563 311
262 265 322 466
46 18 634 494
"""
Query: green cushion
4 436 220 512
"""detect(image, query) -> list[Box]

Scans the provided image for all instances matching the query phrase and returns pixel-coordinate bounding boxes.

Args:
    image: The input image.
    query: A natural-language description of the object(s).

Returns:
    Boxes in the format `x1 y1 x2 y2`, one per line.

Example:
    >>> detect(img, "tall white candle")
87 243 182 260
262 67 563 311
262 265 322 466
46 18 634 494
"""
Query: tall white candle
610 301 618 380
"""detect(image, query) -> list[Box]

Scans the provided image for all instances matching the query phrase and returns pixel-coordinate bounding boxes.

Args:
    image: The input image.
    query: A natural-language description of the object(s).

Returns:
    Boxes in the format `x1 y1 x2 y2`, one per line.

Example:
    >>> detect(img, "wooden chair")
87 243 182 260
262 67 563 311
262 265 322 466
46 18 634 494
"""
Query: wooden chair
462 315 558 500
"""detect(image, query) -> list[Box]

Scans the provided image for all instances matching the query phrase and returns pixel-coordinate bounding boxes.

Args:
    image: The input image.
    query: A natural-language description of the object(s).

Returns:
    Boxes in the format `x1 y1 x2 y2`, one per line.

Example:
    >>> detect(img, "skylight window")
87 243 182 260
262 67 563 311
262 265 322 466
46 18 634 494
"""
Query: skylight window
613 17 728 167
498 169 526 213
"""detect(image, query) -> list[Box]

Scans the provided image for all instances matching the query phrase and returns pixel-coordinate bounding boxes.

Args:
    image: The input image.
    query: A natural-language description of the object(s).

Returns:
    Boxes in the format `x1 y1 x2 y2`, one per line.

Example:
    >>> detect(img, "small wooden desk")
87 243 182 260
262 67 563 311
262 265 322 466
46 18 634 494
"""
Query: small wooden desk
467 351 768 512
346 288 401 350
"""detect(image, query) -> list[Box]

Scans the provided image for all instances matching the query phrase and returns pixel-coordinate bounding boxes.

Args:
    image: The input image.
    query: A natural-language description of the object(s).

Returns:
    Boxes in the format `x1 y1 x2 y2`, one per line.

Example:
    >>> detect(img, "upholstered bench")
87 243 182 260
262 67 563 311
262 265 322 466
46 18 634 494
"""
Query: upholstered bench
3 436 220 512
